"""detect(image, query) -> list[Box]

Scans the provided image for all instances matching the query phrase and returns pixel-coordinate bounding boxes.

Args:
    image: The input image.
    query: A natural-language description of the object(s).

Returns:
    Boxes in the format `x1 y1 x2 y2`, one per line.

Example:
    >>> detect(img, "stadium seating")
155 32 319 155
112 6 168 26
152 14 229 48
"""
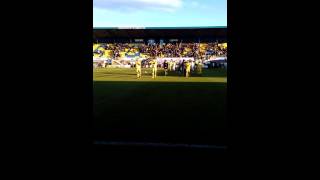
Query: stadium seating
93 44 100 51
102 50 113 58
93 42 227 59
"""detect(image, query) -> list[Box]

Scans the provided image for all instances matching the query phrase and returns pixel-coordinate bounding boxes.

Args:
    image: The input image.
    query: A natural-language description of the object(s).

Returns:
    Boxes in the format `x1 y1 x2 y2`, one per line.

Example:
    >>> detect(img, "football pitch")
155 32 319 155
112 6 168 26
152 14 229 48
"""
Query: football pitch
93 68 227 146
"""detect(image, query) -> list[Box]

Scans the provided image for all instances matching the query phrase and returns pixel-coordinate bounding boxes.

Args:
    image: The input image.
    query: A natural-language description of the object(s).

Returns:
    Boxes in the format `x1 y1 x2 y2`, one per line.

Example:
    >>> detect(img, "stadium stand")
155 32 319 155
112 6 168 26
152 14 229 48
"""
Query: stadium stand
93 42 227 59
93 27 227 69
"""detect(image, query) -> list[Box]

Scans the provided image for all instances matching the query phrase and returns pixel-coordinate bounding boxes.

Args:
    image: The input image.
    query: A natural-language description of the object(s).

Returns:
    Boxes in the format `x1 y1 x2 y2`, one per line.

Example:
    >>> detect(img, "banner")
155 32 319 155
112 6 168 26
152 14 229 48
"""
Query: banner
210 57 227 61
125 52 140 58
107 65 131 68
93 57 110 62
156 57 194 64
118 57 147 61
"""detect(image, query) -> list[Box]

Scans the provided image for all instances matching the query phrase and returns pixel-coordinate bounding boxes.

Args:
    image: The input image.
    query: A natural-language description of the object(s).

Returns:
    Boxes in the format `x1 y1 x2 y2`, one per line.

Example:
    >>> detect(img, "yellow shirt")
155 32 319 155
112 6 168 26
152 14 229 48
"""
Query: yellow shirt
151 60 157 68
136 61 141 69
186 62 191 71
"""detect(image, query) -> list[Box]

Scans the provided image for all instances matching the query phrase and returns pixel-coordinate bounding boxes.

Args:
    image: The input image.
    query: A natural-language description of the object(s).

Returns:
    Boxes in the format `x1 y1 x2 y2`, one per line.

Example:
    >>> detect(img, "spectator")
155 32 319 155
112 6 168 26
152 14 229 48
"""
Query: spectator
94 42 227 59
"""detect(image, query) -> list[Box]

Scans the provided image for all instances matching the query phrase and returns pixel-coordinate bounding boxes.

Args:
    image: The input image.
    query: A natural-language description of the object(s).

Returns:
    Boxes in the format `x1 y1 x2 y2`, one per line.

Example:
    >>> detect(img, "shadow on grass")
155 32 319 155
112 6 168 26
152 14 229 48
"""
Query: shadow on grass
95 68 227 78
95 72 136 76
93 80 227 146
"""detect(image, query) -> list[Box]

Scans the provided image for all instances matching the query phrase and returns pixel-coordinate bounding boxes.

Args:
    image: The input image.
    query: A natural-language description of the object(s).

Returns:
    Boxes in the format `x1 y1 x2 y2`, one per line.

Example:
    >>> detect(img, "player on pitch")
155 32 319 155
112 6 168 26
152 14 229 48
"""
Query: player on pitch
185 60 191 78
136 58 142 78
151 59 157 78
163 60 169 76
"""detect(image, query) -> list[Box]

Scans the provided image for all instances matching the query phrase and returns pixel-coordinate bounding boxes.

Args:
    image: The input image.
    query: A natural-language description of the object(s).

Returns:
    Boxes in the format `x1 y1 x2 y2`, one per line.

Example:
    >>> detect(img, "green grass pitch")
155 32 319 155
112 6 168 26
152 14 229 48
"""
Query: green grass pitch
93 67 227 145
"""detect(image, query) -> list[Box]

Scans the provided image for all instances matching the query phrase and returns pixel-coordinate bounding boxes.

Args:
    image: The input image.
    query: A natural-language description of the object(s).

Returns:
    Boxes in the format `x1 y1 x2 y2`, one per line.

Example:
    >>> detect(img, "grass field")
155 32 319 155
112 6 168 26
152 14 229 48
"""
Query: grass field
93 67 227 145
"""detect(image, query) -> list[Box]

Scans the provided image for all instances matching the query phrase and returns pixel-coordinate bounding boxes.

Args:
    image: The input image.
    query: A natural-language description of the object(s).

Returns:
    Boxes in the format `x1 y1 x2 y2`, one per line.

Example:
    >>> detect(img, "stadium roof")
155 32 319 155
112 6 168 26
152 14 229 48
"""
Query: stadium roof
93 26 227 40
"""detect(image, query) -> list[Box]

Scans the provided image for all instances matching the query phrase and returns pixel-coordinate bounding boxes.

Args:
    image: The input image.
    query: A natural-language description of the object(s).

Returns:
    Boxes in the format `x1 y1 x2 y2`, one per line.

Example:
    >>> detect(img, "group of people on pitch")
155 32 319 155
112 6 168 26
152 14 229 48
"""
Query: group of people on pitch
135 59 202 79
135 59 157 79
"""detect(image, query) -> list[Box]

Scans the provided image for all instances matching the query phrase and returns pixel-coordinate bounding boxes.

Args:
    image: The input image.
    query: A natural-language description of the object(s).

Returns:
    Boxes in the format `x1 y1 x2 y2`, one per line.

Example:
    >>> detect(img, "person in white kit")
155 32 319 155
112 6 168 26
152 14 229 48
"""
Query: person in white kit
191 60 195 71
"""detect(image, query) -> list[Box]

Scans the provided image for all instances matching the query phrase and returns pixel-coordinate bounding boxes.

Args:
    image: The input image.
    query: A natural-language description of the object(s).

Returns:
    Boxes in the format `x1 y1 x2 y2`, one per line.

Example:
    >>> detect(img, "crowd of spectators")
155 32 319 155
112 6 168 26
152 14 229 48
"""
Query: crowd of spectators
94 42 227 59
